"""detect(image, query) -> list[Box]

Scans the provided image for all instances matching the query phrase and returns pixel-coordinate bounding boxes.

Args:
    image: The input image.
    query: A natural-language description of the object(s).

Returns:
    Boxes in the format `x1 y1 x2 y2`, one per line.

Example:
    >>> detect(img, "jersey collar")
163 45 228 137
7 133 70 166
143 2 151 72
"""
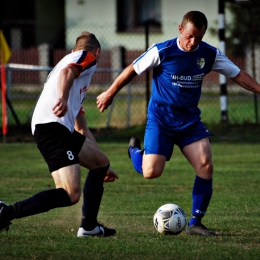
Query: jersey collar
177 37 199 52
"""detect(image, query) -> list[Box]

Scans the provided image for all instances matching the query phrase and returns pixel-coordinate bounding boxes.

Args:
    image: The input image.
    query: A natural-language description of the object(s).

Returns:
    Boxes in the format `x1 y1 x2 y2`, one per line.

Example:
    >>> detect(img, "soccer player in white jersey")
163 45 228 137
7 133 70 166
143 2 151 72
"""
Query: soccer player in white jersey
0 32 118 237
97 11 260 236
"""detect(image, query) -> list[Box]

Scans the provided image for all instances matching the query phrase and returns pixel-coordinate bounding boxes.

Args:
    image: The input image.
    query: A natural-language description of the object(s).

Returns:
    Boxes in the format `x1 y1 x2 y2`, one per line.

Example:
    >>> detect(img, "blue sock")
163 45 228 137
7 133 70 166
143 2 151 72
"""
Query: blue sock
128 147 143 174
189 176 213 226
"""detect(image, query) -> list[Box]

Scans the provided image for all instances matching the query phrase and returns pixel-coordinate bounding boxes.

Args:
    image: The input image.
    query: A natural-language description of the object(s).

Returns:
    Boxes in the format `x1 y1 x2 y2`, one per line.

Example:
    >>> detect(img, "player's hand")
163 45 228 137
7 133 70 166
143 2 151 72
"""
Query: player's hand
53 98 68 117
96 92 113 113
104 167 119 182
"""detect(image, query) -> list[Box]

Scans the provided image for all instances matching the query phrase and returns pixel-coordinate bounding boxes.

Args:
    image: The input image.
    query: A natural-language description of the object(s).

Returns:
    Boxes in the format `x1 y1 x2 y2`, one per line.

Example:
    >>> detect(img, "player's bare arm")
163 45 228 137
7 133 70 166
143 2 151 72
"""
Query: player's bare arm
96 64 137 112
75 112 101 147
231 70 260 95
53 64 81 117
75 112 92 138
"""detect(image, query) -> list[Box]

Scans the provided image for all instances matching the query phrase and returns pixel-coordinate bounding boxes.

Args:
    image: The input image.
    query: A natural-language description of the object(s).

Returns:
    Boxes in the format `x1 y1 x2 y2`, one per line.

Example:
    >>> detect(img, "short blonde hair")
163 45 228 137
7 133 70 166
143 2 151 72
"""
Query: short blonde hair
74 31 101 52
181 11 208 31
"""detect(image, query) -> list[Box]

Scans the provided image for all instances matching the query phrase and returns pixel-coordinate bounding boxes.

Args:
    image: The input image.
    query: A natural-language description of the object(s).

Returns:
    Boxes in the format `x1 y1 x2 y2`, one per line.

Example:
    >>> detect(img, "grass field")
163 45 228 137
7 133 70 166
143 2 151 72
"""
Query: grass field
1 125 260 260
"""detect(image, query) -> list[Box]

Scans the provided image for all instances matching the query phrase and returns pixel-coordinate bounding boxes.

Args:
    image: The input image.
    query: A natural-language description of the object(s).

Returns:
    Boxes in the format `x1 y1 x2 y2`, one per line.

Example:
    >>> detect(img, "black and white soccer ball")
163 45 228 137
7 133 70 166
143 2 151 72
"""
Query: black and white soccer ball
153 203 187 235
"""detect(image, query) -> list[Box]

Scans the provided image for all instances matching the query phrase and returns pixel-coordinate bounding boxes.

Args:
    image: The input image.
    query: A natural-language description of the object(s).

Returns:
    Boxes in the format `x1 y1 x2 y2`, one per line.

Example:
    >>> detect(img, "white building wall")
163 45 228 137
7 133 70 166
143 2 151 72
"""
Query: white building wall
65 0 219 50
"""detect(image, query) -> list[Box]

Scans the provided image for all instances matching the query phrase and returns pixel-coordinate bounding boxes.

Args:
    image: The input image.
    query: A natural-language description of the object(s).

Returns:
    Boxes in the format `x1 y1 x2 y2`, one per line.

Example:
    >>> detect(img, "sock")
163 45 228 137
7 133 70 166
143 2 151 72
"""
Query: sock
4 188 72 220
189 216 200 226
189 176 213 226
81 164 109 231
128 147 143 174
1 205 15 221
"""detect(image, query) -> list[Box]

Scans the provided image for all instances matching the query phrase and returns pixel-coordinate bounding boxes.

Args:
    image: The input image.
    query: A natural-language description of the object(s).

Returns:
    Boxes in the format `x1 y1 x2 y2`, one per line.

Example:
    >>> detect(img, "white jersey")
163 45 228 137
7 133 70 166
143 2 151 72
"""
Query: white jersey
31 50 97 134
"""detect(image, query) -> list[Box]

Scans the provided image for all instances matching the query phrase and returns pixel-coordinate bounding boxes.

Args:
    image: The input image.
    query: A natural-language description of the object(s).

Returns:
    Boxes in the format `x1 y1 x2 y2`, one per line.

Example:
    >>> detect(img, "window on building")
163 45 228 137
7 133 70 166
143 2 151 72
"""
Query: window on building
117 0 161 33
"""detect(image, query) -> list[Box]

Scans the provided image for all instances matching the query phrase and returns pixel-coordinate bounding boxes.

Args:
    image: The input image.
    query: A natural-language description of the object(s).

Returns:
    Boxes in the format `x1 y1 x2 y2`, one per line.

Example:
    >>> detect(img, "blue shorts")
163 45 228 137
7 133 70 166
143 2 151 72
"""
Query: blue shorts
144 120 213 161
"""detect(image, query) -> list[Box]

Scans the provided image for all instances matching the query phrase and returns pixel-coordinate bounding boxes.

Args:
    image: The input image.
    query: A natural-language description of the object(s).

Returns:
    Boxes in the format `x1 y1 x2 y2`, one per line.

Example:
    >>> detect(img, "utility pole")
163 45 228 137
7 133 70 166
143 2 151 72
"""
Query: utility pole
218 0 228 122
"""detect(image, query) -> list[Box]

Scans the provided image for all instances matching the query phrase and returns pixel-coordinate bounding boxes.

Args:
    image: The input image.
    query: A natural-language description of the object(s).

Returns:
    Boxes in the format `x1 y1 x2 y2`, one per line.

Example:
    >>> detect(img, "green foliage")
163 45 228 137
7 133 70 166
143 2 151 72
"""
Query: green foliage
1 130 260 259
226 0 260 56
208 0 260 56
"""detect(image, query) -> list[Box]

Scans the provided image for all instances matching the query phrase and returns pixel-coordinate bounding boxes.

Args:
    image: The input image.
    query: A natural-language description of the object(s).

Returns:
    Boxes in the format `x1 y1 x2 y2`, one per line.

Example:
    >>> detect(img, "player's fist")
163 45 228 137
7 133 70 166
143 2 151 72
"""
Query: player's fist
53 98 68 117
104 167 119 182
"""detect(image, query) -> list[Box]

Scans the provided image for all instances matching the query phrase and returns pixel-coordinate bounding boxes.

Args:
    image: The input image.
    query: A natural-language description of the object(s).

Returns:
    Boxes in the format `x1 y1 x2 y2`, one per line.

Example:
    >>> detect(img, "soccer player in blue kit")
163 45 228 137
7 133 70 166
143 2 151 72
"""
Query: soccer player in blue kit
97 11 260 235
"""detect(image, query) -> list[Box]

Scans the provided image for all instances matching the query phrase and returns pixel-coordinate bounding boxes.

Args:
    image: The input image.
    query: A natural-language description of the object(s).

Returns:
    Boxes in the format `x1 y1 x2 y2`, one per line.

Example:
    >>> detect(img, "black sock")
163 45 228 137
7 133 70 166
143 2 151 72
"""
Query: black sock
81 164 109 230
1 205 15 221
4 188 72 220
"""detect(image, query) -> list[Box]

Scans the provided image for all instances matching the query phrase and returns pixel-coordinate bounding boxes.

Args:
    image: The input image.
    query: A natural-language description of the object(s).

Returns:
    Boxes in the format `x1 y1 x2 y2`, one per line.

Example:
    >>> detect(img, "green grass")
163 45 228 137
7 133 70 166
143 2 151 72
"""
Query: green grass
1 128 260 259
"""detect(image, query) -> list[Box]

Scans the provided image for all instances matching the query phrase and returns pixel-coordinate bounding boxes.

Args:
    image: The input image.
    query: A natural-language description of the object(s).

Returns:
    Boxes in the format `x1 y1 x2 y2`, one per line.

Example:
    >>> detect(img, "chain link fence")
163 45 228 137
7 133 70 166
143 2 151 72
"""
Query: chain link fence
1 21 260 138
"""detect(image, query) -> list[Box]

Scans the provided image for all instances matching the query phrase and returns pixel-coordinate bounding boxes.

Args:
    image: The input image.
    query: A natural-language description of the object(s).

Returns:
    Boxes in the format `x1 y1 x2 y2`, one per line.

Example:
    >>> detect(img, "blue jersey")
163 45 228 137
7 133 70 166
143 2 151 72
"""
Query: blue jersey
133 38 239 130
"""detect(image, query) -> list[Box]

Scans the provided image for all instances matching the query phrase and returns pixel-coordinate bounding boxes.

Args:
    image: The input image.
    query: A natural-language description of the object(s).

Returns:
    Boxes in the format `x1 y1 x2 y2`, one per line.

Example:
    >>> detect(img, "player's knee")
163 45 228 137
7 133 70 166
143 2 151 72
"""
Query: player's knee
101 157 110 168
204 159 213 174
94 155 110 169
68 190 81 205
143 167 163 179
208 165 214 179
199 160 213 179
208 162 214 174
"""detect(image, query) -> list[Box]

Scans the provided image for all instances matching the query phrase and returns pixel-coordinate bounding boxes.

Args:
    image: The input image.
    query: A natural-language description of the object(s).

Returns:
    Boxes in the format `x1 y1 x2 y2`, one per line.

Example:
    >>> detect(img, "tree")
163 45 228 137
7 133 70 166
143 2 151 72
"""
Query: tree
226 0 260 56
209 0 260 56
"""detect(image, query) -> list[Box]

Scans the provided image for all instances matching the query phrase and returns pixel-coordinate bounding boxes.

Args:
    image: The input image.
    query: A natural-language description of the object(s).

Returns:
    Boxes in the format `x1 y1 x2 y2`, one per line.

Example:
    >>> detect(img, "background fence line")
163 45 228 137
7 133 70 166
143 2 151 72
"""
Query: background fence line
1 60 259 133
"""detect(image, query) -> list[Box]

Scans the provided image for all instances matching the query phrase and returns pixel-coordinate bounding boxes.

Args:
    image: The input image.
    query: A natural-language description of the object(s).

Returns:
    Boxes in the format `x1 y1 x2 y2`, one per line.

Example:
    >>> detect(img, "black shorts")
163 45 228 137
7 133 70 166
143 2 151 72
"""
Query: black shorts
34 122 86 173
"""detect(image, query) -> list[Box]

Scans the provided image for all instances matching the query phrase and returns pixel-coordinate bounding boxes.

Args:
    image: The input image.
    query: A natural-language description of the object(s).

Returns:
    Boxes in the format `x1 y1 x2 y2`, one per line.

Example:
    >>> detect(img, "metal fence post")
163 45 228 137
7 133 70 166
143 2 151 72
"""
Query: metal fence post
218 0 228 122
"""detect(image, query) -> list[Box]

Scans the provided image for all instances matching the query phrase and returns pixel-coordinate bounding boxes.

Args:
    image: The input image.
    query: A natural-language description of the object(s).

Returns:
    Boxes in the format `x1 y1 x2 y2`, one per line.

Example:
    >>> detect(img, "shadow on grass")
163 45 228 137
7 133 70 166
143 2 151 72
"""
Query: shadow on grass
1 123 260 144
93 122 260 144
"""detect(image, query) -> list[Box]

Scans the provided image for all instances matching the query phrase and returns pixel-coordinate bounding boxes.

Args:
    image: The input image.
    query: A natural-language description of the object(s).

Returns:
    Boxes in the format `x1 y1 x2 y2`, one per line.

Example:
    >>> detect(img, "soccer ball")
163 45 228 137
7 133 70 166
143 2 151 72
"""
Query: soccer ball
153 203 187 235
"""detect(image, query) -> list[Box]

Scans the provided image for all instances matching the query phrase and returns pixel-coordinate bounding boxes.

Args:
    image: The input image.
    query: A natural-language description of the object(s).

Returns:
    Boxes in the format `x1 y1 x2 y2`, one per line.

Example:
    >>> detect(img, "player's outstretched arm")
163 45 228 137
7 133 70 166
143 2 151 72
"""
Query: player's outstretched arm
75 112 119 182
75 112 97 142
97 64 137 112
231 70 260 95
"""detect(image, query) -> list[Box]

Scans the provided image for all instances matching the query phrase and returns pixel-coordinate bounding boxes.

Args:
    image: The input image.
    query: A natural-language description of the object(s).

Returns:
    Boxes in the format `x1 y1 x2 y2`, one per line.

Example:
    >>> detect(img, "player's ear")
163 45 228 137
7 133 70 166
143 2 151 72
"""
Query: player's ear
94 48 100 57
178 24 183 34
